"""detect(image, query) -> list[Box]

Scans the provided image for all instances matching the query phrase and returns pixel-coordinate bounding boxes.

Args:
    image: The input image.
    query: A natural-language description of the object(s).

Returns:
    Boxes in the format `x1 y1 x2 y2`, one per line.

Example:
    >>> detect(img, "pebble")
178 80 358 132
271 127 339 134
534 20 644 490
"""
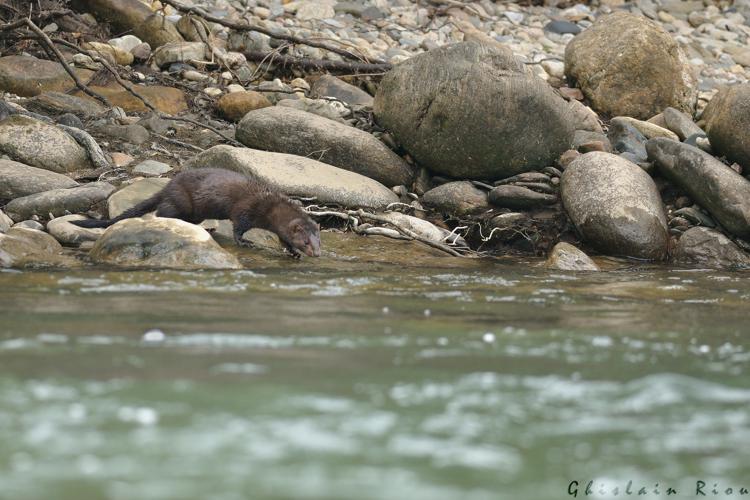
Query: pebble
132 160 173 177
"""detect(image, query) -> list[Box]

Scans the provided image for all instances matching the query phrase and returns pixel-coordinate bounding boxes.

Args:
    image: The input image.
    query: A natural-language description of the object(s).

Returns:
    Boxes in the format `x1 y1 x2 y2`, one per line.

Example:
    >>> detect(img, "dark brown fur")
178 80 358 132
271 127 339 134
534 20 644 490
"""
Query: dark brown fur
72 168 321 257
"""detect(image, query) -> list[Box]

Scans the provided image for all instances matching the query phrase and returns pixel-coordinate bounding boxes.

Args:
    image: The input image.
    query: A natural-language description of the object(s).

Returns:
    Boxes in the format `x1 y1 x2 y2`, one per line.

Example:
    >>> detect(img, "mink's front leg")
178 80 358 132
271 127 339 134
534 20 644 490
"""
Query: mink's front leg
231 214 254 247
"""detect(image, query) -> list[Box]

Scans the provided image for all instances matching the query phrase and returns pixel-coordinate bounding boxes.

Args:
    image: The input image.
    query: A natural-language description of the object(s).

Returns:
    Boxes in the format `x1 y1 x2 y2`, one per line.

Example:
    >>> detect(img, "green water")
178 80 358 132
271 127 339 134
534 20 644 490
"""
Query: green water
0 262 748 500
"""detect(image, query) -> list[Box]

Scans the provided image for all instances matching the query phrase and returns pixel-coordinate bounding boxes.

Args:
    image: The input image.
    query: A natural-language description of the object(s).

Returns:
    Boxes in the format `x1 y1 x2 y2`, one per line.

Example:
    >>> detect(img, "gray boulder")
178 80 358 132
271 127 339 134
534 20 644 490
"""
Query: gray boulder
108 178 170 218
561 152 669 259
545 242 600 271
422 181 490 216
0 159 78 200
89 217 242 269
185 145 398 209
4 182 115 222
674 227 750 269
701 83 750 170
0 115 90 173
646 138 750 239
565 12 697 119
374 42 574 180
47 214 105 246
236 106 413 187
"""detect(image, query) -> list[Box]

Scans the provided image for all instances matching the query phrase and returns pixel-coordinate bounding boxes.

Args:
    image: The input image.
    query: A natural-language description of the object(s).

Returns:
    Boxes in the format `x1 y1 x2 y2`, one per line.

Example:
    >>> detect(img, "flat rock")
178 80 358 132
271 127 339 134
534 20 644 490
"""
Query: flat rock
0 55 94 97
374 42 574 180
561 152 669 260
47 214 105 246
0 227 76 268
153 42 207 68
701 83 750 171
545 242 599 271
0 115 90 173
216 91 271 122
108 178 170 218
83 41 133 66
565 12 697 119
646 138 750 239
89 217 242 269
0 159 78 200
92 123 150 145
4 182 115 222
489 185 557 209
132 160 172 177
276 97 348 122
422 181 490 216
185 145 399 209
311 74 374 108
236 106 414 187
673 227 750 269
26 91 106 118
77 84 188 114
13 220 44 231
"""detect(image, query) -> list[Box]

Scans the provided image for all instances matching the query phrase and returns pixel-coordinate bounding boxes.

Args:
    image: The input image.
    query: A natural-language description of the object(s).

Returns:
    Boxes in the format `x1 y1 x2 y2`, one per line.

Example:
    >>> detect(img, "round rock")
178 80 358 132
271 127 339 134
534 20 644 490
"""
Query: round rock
216 91 272 122
564 12 697 119
89 217 242 270
561 152 669 260
374 42 575 180
674 227 750 269
545 242 599 271
701 83 750 171
421 181 490 216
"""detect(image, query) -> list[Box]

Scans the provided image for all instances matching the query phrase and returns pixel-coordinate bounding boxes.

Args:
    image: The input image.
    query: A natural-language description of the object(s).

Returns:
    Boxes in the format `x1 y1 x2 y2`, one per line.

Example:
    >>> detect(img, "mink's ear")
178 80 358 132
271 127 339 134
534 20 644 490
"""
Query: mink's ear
290 219 305 234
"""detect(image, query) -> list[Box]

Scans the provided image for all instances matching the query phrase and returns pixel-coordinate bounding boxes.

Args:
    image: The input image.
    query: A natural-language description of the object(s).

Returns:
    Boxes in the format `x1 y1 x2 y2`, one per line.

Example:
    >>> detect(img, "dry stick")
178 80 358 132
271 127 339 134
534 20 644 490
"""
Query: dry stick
244 51 392 74
50 37 243 147
0 19 111 107
159 0 386 64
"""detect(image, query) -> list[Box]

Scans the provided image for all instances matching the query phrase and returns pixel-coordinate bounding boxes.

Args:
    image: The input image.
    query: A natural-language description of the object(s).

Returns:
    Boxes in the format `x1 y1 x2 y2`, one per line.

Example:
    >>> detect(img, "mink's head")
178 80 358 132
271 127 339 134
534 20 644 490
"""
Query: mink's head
285 217 321 257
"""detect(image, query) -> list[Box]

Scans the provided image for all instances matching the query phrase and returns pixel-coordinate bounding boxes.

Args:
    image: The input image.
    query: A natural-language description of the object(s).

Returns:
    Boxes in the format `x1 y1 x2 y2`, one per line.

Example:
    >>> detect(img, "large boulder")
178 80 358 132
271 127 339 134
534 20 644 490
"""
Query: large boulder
646 138 750 239
564 12 697 119
0 55 93 97
185 145 399 209
4 182 115 222
0 227 76 268
89 217 242 269
236 106 414 187
561 152 669 260
674 227 750 269
0 115 91 173
374 42 575 180
701 83 750 170
0 159 78 200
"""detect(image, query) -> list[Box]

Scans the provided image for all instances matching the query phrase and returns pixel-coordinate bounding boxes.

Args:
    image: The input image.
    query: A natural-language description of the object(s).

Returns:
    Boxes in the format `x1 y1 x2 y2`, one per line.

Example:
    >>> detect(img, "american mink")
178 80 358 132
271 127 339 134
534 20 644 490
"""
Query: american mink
72 168 321 257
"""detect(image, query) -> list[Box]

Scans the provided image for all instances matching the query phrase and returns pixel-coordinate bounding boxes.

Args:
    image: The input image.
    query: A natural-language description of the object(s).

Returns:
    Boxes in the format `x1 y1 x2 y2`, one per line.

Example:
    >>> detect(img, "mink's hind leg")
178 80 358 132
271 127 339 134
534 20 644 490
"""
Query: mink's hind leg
231 213 254 247
156 185 194 221
155 201 182 219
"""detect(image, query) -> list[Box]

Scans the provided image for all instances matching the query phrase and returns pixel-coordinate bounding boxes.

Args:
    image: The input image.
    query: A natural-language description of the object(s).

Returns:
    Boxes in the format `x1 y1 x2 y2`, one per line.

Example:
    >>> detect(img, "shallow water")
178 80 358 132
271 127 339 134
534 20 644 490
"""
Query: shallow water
0 260 749 500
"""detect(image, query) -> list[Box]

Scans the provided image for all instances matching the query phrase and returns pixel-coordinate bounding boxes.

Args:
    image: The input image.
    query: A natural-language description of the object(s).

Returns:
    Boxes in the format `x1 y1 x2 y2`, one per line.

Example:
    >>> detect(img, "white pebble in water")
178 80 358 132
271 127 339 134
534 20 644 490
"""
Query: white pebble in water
699 344 711 354
423 309 431 317
382 306 390 315
142 329 166 343
482 332 496 344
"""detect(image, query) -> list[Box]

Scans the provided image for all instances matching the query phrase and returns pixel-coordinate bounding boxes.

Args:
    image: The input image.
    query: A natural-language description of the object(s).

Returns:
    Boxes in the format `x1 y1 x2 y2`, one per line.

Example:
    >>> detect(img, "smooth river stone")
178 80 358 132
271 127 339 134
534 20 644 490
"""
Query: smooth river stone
561 152 669 260
646 138 750 240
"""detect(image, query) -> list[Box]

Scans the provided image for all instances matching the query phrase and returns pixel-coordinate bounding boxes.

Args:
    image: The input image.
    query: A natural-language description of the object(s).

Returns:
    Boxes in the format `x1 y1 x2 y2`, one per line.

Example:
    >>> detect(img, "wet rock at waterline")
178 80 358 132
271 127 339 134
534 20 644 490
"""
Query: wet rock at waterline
545 242 599 271
422 182 490 216
564 12 697 119
674 227 750 269
186 145 399 209
89 217 242 270
647 138 750 240
0 227 76 268
237 106 414 187
701 83 750 170
47 214 105 246
0 160 78 200
4 182 115 222
108 178 170 218
374 42 574 179
0 115 91 173
561 152 669 260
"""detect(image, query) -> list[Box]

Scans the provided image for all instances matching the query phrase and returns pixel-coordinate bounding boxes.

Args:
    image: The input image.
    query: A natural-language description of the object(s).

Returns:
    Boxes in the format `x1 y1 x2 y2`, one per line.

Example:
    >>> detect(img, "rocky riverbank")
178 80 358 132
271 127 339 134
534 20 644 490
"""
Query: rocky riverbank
1 0 749 271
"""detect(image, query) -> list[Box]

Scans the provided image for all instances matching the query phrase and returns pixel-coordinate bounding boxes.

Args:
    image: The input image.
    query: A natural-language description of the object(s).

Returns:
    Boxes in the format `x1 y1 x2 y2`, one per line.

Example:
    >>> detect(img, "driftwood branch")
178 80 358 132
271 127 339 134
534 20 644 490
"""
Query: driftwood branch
159 0 387 64
244 51 393 74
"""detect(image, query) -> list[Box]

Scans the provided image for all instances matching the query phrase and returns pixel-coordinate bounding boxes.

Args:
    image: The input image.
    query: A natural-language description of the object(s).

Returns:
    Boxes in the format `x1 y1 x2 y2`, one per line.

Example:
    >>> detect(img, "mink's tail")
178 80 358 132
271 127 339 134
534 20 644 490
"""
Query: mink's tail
71 193 163 229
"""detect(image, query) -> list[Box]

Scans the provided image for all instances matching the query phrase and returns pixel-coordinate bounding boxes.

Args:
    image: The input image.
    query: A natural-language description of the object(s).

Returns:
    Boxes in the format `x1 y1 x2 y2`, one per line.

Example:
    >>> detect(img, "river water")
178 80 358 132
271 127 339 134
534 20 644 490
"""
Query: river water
0 259 748 500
